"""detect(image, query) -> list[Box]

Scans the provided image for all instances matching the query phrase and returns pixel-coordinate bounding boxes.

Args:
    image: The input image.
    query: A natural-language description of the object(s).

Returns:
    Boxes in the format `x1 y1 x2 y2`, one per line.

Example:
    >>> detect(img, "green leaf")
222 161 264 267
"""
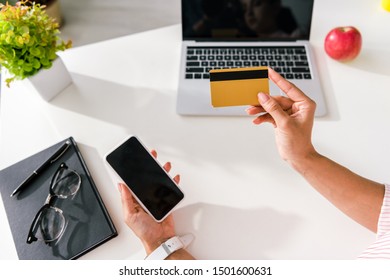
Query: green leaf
20 25 29 34
22 63 33 72
30 48 40 57
32 58 40 69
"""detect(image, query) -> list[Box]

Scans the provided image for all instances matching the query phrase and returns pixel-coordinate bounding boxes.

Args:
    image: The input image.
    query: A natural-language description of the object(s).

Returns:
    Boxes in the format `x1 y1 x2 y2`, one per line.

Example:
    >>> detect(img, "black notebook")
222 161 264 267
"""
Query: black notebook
0 137 117 259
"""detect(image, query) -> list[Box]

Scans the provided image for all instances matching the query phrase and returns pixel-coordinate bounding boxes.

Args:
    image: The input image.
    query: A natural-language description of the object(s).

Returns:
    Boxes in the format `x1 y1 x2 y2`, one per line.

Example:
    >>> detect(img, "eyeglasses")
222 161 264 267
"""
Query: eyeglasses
26 162 82 245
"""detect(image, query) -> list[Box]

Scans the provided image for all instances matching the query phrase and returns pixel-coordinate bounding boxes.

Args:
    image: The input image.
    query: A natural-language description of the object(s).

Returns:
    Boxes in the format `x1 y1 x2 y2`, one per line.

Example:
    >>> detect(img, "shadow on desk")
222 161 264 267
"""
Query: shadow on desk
174 203 303 260
349 48 390 77
49 73 173 130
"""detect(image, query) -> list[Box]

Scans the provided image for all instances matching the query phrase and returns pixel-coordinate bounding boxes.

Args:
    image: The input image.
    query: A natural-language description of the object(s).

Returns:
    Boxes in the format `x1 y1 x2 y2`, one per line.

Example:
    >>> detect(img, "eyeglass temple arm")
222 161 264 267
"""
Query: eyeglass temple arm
26 204 49 244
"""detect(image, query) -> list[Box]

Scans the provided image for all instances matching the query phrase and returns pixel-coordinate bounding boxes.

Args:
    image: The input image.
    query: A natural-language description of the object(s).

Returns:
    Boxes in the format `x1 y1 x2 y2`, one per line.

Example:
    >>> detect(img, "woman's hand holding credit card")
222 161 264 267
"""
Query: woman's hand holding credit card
209 66 269 107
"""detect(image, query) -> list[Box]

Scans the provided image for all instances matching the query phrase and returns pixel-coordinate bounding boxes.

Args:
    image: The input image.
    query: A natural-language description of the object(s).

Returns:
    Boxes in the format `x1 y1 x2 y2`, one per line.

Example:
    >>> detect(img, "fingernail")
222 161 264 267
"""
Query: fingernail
253 118 260 125
258 93 270 104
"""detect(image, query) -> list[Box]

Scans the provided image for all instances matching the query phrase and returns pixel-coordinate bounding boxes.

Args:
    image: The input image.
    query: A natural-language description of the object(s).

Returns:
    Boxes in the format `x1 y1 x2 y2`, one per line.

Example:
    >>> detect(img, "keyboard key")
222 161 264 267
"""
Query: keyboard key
186 61 200 66
294 73 303 79
295 61 309 67
186 67 204 73
292 67 310 73
186 74 193 79
187 56 198 61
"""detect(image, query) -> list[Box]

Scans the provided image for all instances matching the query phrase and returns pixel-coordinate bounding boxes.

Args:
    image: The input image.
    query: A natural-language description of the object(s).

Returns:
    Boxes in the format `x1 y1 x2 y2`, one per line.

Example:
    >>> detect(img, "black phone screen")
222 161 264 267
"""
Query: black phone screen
106 136 184 221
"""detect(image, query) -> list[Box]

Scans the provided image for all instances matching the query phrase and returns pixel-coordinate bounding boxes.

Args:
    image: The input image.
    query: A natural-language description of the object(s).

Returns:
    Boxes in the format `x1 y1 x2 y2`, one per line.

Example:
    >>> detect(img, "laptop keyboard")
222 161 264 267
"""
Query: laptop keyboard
185 46 311 80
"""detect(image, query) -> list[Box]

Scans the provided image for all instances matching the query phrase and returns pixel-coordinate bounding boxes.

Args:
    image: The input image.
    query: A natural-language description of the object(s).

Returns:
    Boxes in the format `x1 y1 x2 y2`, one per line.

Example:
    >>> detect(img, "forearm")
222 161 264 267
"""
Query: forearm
290 151 385 233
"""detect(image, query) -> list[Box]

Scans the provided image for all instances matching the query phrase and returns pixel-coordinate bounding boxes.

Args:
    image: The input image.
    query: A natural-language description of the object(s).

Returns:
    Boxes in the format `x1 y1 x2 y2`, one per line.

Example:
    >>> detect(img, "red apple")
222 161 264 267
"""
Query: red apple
324 26 362 62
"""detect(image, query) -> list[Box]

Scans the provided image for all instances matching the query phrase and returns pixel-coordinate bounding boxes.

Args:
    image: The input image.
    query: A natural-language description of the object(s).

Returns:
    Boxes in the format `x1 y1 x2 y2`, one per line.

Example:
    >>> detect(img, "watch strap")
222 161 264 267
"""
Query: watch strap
145 233 194 260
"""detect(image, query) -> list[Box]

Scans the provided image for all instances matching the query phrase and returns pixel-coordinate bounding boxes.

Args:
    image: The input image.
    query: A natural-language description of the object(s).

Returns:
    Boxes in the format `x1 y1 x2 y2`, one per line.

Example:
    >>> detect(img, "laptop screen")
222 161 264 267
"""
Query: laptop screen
182 0 314 41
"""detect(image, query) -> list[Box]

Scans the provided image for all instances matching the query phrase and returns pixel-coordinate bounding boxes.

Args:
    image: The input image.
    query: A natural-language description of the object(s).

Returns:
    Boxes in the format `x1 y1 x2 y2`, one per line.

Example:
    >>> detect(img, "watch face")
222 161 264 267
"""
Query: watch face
163 236 183 253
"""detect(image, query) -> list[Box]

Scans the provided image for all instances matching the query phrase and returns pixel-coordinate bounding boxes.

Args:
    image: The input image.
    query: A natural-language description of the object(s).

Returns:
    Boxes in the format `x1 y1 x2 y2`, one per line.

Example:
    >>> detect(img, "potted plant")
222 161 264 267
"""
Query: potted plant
0 0 72 100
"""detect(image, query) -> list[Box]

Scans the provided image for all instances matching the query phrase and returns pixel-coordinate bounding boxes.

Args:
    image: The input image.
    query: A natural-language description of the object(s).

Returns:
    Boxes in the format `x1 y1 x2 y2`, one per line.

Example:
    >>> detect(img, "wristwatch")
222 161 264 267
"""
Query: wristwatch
145 234 194 260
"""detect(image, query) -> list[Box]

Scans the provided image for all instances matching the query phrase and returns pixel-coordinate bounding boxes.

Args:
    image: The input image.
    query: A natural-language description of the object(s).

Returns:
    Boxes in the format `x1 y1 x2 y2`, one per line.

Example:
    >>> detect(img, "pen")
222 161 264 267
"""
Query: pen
10 140 71 198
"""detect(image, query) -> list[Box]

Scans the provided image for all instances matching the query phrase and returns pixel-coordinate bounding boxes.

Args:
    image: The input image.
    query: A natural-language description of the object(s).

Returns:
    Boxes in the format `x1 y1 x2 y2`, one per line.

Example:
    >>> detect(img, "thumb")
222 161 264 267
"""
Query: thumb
257 93 287 125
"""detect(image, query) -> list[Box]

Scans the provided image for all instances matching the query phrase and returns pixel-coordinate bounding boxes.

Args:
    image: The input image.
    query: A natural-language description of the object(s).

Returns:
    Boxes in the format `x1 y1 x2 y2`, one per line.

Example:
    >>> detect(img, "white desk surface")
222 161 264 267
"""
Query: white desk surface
1 1 390 260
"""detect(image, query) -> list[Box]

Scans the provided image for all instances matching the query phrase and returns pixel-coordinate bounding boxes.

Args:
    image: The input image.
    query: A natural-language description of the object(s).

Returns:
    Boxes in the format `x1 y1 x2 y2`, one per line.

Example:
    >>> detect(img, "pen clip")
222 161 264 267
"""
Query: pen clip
50 141 70 164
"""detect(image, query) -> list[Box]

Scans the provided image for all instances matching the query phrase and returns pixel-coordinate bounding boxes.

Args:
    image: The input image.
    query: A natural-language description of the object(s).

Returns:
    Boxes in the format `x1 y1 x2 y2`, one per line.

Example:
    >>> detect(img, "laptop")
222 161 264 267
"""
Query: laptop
177 0 327 117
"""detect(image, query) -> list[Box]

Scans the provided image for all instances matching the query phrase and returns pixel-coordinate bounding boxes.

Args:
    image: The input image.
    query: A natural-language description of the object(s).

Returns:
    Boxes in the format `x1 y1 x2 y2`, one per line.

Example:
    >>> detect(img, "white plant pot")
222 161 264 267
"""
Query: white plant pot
26 56 72 101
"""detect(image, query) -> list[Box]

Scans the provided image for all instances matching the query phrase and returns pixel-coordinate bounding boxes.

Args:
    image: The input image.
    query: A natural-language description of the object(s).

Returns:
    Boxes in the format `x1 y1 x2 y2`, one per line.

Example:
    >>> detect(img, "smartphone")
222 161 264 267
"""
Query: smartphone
105 136 184 222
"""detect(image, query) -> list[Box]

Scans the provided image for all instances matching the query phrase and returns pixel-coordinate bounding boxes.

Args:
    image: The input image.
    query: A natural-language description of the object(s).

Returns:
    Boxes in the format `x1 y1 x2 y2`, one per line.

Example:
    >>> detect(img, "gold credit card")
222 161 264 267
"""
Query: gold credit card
210 67 269 107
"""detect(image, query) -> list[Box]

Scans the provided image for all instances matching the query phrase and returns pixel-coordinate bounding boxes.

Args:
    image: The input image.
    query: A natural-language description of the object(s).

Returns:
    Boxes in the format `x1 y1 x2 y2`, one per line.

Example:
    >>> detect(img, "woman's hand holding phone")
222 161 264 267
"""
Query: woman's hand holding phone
118 150 180 255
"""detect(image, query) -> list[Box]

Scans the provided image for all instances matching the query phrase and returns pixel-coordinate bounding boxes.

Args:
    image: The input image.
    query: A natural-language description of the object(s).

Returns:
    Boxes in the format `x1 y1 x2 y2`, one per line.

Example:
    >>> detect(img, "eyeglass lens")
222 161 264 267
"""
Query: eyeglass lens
51 167 81 198
35 207 66 242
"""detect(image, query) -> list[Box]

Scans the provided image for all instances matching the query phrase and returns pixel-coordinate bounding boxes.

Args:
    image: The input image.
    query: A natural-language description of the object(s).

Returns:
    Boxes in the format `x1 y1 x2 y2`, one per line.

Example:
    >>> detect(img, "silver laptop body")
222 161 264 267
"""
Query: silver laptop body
177 0 327 117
